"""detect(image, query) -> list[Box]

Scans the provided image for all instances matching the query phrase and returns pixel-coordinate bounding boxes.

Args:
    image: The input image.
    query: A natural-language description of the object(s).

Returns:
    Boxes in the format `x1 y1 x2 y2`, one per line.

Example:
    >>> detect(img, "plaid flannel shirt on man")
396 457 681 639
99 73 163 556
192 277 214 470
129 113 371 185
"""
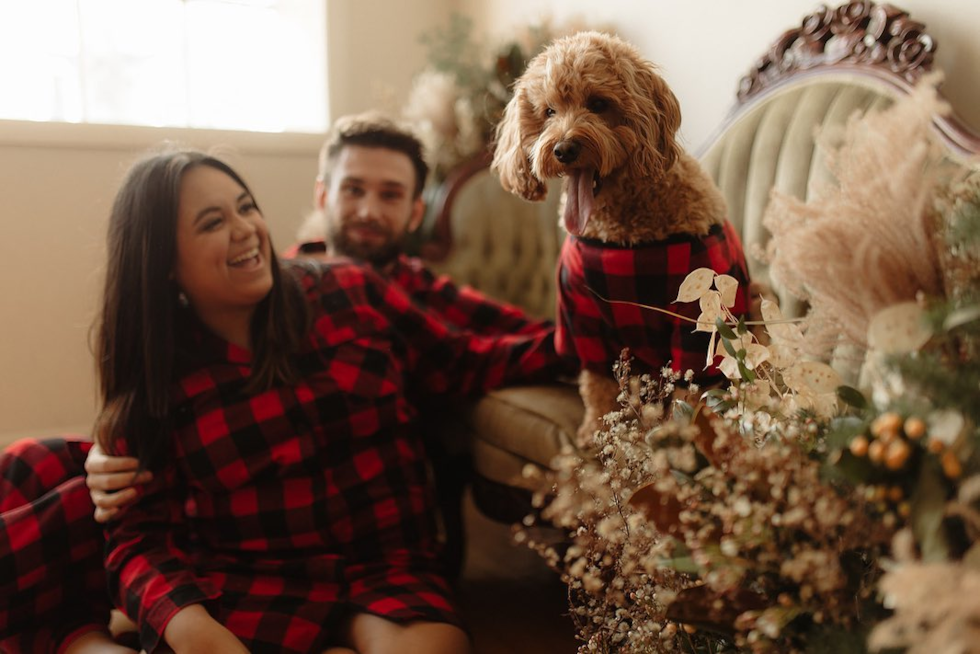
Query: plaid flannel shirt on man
556 221 751 382
104 260 561 652
285 241 552 336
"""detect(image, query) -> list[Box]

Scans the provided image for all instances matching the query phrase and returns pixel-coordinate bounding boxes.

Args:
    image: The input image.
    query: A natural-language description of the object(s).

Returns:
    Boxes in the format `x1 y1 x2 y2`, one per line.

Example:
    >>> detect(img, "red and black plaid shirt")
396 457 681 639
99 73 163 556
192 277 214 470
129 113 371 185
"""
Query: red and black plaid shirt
0 437 112 653
104 260 560 652
0 246 559 650
556 221 750 382
284 240 551 337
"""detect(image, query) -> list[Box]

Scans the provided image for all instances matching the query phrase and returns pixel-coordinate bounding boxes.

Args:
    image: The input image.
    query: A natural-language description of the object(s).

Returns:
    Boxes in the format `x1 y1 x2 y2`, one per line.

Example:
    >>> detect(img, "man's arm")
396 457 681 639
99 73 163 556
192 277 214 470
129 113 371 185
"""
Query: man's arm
390 256 553 336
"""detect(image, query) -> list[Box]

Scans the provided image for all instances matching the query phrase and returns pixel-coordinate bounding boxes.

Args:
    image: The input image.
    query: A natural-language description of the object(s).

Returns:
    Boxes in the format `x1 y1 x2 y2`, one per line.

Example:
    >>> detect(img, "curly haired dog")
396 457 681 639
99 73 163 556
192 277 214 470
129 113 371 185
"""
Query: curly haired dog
492 31 752 445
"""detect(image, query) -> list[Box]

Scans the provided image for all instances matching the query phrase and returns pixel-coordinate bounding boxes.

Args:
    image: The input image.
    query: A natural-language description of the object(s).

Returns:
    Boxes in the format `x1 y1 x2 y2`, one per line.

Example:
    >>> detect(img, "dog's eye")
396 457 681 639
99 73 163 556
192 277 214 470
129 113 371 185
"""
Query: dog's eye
586 97 609 113
544 107 555 118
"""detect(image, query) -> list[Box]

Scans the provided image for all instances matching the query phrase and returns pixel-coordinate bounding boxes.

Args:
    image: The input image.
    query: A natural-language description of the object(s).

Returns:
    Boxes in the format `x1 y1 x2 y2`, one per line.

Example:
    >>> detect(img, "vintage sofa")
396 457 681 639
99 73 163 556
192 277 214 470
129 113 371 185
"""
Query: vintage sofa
420 0 980 525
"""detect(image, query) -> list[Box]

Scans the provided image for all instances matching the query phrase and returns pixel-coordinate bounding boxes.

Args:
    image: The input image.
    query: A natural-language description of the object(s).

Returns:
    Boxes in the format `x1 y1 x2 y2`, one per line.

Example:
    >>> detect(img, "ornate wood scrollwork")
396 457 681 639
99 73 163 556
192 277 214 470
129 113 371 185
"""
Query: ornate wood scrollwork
737 1 936 102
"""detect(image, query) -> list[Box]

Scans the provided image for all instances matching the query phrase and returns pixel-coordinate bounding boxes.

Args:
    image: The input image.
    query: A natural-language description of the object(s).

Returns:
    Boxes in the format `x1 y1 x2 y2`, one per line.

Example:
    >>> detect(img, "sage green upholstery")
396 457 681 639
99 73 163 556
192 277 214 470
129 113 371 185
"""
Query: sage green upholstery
428 175 563 321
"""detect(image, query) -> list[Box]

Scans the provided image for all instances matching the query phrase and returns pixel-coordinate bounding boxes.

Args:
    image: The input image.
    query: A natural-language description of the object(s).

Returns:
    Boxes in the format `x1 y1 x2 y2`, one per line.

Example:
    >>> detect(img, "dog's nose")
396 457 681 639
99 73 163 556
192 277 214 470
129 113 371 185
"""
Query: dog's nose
554 140 580 164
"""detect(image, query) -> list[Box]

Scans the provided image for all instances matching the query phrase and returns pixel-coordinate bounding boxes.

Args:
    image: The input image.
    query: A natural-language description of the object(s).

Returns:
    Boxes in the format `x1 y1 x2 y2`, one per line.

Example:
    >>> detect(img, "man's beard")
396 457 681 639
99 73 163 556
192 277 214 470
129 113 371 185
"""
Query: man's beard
326 218 406 268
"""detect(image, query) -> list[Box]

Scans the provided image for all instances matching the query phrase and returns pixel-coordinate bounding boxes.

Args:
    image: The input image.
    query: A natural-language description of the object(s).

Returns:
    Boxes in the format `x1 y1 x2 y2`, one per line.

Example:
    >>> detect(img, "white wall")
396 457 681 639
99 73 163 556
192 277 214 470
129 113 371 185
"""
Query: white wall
2 0 977 446
458 0 980 149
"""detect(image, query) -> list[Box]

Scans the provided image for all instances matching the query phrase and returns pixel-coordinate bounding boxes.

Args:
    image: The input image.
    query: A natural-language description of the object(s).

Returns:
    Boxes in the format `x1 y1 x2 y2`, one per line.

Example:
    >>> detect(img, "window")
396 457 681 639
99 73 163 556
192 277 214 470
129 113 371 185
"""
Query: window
0 0 327 133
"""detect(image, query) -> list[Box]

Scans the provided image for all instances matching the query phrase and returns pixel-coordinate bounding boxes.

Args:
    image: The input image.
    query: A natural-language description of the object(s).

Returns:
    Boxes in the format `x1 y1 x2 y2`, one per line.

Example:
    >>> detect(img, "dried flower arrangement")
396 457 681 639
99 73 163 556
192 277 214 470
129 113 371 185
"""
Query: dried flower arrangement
521 77 980 653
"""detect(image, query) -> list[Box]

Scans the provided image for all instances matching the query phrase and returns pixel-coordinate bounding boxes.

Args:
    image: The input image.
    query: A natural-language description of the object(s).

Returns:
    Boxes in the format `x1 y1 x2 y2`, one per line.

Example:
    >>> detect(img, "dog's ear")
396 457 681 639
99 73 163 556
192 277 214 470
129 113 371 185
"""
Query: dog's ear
492 85 548 201
625 65 683 181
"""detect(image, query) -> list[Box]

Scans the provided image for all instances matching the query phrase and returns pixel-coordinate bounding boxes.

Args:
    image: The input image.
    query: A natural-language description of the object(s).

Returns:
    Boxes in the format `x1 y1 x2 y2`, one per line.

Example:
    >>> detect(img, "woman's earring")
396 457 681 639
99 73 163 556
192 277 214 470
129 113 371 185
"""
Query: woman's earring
178 291 190 308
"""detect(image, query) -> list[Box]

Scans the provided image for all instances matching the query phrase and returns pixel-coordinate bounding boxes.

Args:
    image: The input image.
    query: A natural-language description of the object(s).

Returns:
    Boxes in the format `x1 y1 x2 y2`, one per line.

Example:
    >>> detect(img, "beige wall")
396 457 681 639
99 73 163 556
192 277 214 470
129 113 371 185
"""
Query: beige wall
459 0 980 149
0 125 320 444
326 0 454 120
2 0 978 446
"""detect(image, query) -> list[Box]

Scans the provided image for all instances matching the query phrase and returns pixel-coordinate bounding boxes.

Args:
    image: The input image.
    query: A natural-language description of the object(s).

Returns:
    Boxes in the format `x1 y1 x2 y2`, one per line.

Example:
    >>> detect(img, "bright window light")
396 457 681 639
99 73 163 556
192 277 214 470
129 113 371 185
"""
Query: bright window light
0 0 327 133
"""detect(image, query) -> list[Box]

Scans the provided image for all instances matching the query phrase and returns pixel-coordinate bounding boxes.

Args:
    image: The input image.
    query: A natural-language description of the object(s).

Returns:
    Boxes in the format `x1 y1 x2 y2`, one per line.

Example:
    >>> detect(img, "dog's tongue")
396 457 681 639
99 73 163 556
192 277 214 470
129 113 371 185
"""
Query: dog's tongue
563 167 596 236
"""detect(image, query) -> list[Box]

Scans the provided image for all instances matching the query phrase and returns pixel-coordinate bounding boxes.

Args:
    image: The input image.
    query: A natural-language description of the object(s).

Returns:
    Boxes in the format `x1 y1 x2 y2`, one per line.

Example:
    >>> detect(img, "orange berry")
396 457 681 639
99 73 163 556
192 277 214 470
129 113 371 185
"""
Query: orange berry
885 440 911 470
904 417 927 440
872 413 902 439
887 485 903 503
682 624 697 634
928 438 946 454
849 435 870 458
942 450 963 479
868 439 886 464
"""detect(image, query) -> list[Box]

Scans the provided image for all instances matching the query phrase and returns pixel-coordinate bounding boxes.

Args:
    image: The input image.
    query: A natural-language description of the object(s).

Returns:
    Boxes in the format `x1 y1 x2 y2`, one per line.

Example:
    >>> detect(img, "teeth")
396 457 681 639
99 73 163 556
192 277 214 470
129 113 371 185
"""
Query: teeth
230 247 259 265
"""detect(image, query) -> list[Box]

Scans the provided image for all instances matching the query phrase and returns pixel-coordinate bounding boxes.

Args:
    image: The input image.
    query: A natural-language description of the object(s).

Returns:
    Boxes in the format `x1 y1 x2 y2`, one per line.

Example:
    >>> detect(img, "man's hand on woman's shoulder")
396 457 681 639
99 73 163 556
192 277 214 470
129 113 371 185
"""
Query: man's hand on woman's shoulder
84 443 153 523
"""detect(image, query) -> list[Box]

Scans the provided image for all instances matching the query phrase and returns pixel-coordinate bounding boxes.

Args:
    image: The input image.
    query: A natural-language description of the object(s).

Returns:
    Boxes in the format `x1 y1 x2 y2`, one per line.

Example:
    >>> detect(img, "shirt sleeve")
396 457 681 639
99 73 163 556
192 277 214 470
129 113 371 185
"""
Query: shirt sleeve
103 456 219 653
400 263 554 337
317 263 569 396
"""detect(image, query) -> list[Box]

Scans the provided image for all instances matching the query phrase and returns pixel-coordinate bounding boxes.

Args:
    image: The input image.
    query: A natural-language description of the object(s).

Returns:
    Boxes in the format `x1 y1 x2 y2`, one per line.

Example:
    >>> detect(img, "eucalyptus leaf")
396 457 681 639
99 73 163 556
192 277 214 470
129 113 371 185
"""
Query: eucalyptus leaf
706 398 736 413
715 317 737 340
721 337 738 358
837 385 868 411
944 304 980 330
911 461 952 563
657 555 701 574
737 360 757 383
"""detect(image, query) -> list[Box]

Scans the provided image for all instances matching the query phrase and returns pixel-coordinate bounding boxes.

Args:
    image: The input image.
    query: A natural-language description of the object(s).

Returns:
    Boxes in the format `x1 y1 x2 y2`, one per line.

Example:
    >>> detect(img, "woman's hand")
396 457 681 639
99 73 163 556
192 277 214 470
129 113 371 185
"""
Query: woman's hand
163 605 249 653
84 443 153 523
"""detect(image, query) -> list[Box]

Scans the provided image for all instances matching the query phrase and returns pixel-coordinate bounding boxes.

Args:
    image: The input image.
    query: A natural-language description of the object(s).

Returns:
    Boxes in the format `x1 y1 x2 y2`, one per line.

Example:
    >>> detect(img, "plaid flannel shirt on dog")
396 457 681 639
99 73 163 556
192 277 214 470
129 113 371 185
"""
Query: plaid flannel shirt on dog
556 221 751 382
103 261 562 652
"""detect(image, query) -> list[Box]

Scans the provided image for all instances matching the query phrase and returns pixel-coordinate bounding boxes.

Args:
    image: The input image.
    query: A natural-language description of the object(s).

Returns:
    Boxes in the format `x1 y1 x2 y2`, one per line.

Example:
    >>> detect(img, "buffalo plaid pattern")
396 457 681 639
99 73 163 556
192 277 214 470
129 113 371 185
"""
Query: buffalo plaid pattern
556 221 750 382
104 260 561 652
284 241 552 336
0 437 111 653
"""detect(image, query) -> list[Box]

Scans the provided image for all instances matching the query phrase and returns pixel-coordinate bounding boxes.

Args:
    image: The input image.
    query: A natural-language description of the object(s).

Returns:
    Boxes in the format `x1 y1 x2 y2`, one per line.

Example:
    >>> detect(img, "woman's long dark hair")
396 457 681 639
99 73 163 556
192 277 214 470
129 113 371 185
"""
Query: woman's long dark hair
94 149 307 468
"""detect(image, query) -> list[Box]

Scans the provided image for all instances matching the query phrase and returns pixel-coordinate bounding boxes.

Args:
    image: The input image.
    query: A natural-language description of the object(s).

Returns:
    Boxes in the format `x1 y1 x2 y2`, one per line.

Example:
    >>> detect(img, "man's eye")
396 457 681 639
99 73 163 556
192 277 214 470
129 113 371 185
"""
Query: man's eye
587 97 609 113
545 108 555 118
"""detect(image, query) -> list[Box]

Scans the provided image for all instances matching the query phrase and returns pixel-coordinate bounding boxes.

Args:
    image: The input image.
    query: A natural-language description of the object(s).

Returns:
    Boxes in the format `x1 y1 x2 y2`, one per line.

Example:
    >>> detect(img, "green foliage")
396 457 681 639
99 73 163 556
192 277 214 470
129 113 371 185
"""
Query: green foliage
417 14 487 88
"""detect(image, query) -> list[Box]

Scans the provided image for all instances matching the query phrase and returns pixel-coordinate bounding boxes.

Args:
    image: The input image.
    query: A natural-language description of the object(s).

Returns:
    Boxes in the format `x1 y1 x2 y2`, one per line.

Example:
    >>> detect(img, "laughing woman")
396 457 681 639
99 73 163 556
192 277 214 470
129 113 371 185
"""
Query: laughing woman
93 149 558 653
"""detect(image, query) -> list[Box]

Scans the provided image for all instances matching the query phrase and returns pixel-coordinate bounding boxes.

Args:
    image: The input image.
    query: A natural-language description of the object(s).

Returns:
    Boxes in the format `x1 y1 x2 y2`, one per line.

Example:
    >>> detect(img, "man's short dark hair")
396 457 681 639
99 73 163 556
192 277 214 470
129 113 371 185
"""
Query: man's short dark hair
319 112 429 198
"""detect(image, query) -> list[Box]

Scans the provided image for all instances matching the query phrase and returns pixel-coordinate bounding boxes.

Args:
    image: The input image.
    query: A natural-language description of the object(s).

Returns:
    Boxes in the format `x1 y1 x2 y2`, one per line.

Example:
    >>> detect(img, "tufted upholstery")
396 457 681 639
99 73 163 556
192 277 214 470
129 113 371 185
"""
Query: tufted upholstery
423 3 980 523
700 78 898 319
426 170 563 321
